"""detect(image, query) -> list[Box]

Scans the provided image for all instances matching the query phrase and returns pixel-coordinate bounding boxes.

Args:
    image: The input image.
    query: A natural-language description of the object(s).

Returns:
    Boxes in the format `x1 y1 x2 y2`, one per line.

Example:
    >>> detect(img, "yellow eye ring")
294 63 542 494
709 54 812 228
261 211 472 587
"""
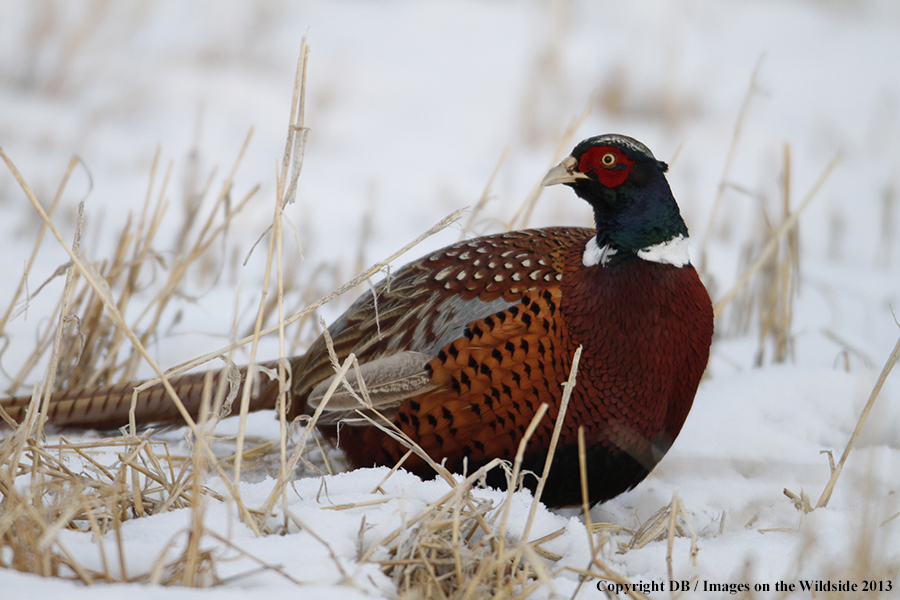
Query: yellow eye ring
600 152 616 167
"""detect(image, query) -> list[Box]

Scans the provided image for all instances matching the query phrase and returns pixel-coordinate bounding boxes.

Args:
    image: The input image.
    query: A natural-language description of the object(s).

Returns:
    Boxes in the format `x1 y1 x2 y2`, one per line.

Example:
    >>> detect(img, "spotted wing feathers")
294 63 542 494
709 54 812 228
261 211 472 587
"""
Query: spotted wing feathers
307 350 435 420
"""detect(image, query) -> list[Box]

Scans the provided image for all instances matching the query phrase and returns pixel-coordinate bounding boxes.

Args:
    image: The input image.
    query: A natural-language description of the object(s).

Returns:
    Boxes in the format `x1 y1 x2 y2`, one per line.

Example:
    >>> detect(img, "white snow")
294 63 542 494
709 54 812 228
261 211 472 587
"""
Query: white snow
2 0 900 597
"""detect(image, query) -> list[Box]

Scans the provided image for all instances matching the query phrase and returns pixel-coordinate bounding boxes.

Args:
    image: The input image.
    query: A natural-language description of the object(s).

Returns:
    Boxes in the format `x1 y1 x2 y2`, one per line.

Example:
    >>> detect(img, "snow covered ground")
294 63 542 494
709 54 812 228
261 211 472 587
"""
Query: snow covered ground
2 1 900 598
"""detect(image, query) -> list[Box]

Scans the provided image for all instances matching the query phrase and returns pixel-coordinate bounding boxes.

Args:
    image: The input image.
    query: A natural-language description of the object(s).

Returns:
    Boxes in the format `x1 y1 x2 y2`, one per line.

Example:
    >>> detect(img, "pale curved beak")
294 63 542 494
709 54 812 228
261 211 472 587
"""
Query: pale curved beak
541 155 589 187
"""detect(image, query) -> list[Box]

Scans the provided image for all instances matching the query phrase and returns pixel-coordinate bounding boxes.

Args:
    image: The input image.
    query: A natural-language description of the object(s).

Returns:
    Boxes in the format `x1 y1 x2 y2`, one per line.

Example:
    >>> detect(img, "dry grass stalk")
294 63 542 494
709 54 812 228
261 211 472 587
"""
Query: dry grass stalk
876 182 896 267
505 101 591 231
750 144 800 365
521 345 581 536
273 40 308 527
36 183 85 448
0 157 71 338
497 403 549 542
0 159 299 585
815 328 900 509
713 149 840 319
625 491 697 557
230 38 310 503
0 140 259 398
697 54 765 276
0 38 536 596
578 427 595 557
566 426 616 600
782 488 813 515
460 146 510 239
124 134 259 387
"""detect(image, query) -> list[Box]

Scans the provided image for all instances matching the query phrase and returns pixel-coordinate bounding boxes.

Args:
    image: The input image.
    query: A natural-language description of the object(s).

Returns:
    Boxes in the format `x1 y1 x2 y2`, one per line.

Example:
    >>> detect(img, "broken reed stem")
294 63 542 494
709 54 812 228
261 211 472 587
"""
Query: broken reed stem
522 345 582 540
578 426 594 556
449 475 466 589
232 119 281 490
217 126 267 489
182 371 213 586
460 146 509 239
235 38 310 495
753 143 799 365
698 54 765 275
370 449 414 494
713 149 841 317
493 346 581 597
816 328 900 508
274 37 310 523
506 101 590 231
666 489 679 583
561 423 605 600
779 143 797 359
2 158 84 401
37 193 85 443
497 402 549 546
0 156 72 336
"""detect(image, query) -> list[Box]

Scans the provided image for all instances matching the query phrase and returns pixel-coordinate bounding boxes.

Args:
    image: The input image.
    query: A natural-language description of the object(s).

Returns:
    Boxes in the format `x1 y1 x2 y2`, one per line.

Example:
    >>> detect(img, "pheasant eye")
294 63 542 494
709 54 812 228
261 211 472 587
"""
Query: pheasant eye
600 153 616 167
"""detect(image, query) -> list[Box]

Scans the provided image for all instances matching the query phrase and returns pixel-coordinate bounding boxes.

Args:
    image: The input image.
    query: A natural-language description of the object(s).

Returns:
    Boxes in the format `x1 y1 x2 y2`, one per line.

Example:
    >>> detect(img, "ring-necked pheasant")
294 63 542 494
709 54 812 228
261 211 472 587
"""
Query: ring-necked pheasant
1 134 713 507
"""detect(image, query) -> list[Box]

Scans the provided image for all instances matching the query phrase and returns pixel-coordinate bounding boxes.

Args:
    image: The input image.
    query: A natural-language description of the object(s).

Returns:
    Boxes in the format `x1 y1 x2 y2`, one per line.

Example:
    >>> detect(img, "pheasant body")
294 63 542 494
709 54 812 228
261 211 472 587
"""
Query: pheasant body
291 225 711 506
2 134 714 508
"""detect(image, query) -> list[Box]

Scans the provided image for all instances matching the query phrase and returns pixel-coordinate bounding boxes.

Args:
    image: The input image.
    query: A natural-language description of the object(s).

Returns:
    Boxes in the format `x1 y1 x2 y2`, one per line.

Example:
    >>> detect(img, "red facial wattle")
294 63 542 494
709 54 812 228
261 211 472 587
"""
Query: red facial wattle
578 146 635 188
